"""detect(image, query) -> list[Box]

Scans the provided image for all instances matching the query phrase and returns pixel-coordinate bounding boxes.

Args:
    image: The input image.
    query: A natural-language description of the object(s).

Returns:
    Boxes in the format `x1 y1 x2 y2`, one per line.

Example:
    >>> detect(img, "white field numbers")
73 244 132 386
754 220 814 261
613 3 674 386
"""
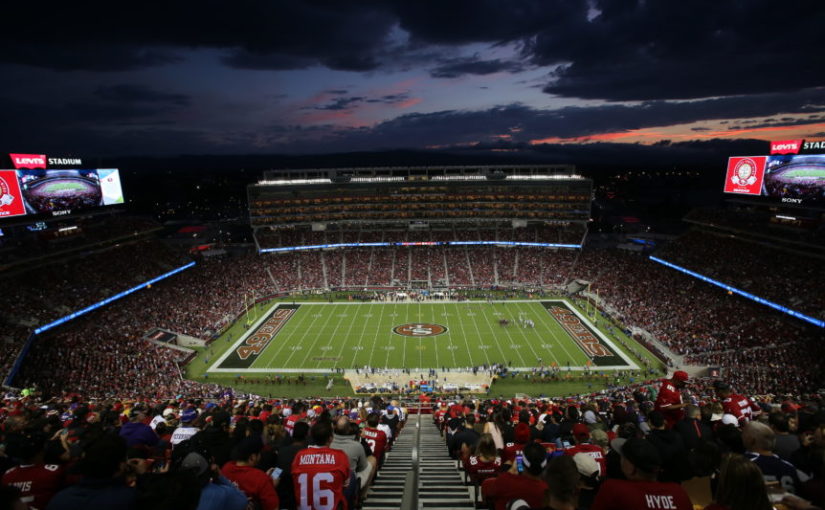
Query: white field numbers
297 472 335 510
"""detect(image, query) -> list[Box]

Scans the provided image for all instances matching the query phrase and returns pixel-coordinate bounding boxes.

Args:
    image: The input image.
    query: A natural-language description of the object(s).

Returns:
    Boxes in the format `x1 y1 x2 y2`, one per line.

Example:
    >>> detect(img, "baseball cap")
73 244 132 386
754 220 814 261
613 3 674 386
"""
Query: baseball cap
515 423 531 443
672 371 689 382
162 408 176 418
781 401 802 413
572 452 600 478
721 414 739 426
180 408 198 423
572 423 591 440
713 381 730 392
610 437 661 473
180 452 209 476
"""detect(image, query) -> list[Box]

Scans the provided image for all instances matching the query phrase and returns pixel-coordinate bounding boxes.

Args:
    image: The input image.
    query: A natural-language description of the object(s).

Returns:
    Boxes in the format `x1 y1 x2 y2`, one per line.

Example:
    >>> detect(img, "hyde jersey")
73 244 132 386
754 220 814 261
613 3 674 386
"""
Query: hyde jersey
291 446 351 510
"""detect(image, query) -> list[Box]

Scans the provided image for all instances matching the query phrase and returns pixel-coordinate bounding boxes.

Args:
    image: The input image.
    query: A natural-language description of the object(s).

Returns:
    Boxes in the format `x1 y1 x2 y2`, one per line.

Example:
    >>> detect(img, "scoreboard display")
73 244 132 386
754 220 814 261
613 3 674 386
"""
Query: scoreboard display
724 154 825 207
0 168 124 219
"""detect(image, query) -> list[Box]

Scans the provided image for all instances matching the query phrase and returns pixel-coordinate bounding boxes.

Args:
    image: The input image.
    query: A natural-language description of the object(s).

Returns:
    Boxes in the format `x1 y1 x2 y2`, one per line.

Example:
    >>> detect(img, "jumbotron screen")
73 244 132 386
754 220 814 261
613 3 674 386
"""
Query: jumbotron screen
724 154 825 206
0 168 124 219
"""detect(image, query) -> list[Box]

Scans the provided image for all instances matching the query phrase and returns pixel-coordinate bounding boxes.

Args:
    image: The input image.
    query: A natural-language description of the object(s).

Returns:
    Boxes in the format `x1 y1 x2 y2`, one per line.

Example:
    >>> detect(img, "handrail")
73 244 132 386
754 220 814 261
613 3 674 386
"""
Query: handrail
400 403 422 510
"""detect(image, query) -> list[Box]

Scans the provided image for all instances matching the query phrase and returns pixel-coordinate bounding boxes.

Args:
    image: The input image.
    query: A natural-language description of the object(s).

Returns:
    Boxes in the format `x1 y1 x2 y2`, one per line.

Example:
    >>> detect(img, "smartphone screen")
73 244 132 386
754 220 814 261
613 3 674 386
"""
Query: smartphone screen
271 467 283 480
515 455 524 473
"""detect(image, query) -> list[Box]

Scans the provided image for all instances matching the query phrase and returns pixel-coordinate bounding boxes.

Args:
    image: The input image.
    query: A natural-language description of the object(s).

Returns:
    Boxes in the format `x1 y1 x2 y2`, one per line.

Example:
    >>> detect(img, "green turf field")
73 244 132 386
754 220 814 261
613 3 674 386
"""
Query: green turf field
206 300 638 374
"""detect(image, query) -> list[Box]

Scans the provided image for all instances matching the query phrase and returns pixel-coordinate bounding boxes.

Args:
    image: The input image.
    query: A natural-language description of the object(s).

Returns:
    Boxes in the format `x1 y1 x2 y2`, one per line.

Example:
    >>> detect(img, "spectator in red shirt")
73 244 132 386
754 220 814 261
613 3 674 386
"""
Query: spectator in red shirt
482 442 548 510
565 423 607 476
291 421 351 510
714 381 759 425
463 434 502 483
361 413 388 466
655 371 690 429
591 437 692 510
502 423 532 467
1 429 64 510
221 436 279 510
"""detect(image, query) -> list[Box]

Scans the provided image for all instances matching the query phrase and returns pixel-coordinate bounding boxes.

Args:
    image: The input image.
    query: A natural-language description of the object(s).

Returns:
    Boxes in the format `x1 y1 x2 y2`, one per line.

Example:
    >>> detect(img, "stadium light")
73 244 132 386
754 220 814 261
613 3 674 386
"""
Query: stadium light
33 261 197 335
649 256 825 328
259 241 582 253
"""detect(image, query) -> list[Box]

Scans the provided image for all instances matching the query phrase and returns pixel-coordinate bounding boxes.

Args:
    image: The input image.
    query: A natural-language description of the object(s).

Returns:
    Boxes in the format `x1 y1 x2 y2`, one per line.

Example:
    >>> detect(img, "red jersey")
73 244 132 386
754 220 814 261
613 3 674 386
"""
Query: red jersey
463 455 502 482
361 427 388 461
292 446 351 510
654 380 684 429
2 463 64 510
722 394 759 423
221 461 279 510
564 443 607 476
285 412 306 436
482 472 548 510
501 442 527 465
591 478 693 510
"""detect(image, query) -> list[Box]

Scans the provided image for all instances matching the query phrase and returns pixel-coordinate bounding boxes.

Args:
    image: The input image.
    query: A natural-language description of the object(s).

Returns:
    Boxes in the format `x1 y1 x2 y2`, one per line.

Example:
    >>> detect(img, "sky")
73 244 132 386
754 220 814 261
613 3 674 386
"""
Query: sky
1 0 824 157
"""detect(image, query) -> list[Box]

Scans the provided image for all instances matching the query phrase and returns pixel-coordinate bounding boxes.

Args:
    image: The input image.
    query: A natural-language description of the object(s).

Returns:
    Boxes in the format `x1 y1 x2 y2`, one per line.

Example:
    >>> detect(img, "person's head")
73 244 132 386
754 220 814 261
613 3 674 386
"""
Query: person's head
292 421 310 442
475 433 498 459
129 408 146 423
590 429 609 449
768 412 790 434
136 471 201 510
672 371 689 389
77 433 129 479
333 416 351 436
612 437 661 481
684 404 701 420
231 436 263 465
571 423 590 444
714 380 732 399
714 454 773 510
542 455 580 508
648 411 666 430
367 412 380 428
522 442 547 477
742 421 775 453
514 423 531 444
310 420 334 447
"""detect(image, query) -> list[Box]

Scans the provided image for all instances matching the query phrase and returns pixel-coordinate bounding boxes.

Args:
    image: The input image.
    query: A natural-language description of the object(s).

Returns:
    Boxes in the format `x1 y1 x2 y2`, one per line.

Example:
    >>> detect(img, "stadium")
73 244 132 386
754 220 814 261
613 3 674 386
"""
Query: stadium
0 152 823 508
4 2 825 508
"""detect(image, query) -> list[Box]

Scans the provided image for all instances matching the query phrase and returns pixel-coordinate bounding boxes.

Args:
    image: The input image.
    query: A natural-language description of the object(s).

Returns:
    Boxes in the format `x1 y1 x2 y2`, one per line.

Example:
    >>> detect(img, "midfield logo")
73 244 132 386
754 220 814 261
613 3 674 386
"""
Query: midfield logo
393 323 448 337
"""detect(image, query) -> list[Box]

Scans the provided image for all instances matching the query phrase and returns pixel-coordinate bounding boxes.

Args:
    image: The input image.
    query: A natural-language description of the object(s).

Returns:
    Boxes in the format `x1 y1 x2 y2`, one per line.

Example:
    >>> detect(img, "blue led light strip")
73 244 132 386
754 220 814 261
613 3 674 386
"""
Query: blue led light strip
649 256 824 328
5 261 197 387
34 261 197 335
259 241 582 253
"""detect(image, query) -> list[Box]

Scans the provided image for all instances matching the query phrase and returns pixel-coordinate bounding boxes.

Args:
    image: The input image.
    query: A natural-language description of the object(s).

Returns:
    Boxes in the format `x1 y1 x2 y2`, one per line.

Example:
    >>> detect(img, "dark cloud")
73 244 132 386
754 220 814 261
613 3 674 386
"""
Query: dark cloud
310 96 365 111
0 1 396 72
95 85 190 106
366 93 413 105
531 0 825 100
430 57 525 78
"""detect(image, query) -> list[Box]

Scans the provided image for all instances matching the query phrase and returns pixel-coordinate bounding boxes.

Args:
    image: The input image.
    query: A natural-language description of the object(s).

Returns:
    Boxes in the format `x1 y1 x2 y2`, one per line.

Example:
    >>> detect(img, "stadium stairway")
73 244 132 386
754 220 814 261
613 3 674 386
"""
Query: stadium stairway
362 425 415 510
417 420 475 509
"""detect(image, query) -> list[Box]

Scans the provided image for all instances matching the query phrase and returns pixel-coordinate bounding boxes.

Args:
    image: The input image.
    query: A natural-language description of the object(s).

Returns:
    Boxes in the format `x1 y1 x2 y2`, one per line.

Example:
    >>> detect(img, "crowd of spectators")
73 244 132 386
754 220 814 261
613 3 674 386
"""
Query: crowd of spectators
0 393 408 510
3 374 824 510
657 230 825 319
434 374 825 510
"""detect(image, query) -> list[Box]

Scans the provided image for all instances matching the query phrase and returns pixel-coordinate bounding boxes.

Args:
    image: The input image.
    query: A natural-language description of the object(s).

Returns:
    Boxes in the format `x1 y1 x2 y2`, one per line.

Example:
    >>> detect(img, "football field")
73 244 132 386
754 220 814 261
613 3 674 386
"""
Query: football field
208 300 638 374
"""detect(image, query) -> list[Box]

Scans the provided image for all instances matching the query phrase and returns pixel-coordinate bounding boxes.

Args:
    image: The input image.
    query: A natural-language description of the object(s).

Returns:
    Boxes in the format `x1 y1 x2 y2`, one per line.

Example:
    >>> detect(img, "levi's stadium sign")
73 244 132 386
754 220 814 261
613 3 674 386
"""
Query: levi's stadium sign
9 153 83 169
770 140 803 155
9 153 46 169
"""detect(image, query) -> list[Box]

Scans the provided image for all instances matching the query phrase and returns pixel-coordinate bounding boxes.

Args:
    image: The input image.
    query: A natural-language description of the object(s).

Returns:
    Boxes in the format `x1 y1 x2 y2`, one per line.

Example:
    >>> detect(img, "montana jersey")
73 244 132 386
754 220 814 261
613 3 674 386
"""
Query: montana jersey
292 446 351 510
361 427 388 461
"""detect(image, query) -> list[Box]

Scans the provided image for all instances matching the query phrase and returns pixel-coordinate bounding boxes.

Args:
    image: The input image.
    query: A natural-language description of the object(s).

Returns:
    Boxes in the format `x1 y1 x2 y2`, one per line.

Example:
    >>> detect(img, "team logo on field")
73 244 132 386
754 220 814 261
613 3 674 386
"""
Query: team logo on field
392 323 447 337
